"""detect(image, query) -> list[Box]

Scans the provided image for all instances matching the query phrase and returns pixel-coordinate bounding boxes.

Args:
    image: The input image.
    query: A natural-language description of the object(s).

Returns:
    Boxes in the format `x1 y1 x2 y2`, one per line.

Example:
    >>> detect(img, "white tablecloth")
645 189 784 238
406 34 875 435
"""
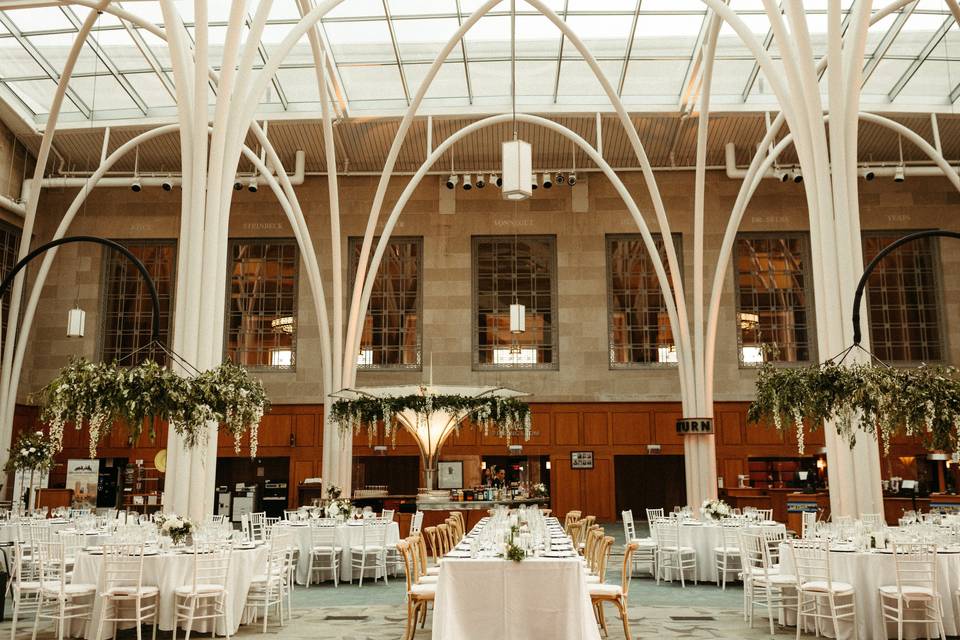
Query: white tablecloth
778 543 960 640
68 545 269 639
667 521 785 583
0 519 69 543
278 521 401 585
432 557 601 640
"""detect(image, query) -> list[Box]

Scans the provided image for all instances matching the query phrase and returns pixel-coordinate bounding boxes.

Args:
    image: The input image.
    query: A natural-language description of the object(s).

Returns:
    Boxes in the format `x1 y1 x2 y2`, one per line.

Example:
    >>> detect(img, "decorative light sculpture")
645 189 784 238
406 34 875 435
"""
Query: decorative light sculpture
501 139 532 200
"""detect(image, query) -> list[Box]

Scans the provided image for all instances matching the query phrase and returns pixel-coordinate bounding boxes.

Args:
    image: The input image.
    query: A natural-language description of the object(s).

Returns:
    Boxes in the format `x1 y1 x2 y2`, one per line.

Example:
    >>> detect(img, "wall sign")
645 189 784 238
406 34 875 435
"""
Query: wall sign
675 418 714 435
437 461 464 489
571 451 594 469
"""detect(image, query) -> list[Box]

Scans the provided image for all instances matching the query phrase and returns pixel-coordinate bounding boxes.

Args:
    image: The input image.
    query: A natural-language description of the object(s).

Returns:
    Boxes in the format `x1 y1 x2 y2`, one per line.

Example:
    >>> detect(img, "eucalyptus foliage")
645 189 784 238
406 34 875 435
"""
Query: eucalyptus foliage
330 387 532 445
35 357 269 458
748 362 960 455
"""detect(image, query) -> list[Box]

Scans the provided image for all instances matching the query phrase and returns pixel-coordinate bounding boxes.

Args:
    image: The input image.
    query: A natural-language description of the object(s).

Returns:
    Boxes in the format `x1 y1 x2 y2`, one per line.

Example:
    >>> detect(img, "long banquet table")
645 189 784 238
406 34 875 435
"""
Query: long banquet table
778 542 960 640
68 544 269 640
277 519 401 584
431 517 601 640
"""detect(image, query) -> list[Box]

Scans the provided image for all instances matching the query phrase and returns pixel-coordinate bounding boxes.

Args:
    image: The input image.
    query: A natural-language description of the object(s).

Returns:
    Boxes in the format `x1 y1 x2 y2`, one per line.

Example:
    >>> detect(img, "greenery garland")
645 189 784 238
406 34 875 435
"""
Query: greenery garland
329 388 532 445
35 356 269 459
5 430 56 472
748 362 960 455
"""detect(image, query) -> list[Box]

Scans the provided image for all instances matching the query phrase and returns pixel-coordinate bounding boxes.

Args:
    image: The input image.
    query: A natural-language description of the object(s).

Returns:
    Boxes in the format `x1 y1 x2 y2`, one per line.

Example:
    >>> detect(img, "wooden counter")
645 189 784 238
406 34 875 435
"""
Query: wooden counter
721 487 810 524
36 488 72 512
785 492 830 534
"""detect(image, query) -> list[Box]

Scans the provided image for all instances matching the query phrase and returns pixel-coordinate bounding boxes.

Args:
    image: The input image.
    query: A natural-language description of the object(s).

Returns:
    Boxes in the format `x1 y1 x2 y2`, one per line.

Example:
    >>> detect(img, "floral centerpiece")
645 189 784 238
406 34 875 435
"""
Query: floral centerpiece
323 484 353 521
35 357 269 459
5 430 56 472
157 513 194 546
700 498 731 521
531 483 548 499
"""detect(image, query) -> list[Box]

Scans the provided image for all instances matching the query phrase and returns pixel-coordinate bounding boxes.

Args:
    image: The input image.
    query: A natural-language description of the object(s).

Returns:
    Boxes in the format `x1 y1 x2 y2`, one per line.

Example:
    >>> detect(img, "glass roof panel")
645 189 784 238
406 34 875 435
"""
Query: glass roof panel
337 63 407 101
27 33 100 75
93 28 153 72
325 0 385 19
566 0 637 11
403 62 469 101
276 67 322 102
71 74 138 111
0 36 46 79
323 20 395 63
5 78 80 114
262 24 314 66
123 71 175 107
620 58 688 101
556 58 622 104
269 0 304 21
564 15 633 58
4 7 73 33
392 17 463 60
387 0 457 16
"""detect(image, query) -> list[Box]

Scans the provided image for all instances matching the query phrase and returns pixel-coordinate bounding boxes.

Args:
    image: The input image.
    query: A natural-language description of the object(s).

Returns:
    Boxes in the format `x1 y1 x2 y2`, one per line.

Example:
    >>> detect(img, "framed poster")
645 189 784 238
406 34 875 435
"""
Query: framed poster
570 451 594 470
437 461 464 489
66 459 99 508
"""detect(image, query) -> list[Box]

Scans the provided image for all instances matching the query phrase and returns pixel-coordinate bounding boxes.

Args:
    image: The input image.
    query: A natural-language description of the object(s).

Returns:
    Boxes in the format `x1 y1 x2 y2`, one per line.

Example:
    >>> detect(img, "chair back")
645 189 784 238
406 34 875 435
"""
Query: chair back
755 508 774 521
35 540 69 597
102 543 147 593
622 510 636 542
595 535 615 581
564 510 582 528
654 519 680 550
801 511 817 538
190 542 231 593
861 513 884 531
436 523 451 555
361 519 388 550
762 525 788 564
584 526 603 569
891 543 938 595
310 520 338 548
789 538 835 589
396 540 416 593
283 510 300 521
410 510 424 536
449 511 465 536
738 529 775 580
381 509 395 522
645 508 664 523
621 542 639 597
424 526 440 562
720 520 742 549
414 533 430 574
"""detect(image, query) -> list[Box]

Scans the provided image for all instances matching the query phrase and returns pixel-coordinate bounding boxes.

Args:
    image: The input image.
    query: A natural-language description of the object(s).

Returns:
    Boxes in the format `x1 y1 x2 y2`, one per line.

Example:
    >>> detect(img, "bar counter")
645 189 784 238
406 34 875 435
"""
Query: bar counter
417 498 549 529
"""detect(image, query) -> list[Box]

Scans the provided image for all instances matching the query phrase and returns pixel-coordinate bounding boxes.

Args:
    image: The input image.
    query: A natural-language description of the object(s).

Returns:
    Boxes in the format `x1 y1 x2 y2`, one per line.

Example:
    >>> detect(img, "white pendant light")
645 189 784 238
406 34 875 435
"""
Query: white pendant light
67 306 86 338
510 302 525 333
501 139 532 200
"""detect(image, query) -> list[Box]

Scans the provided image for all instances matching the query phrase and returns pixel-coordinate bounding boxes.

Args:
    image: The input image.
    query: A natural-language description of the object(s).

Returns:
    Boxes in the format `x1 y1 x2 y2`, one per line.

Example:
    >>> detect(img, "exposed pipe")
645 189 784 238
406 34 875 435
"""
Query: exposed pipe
725 142 955 179
29 150 306 190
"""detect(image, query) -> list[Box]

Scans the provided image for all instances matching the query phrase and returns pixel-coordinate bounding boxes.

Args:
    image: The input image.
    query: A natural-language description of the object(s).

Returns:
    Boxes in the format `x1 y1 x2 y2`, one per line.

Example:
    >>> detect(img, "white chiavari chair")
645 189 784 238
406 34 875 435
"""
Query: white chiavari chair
861 513 885 532
791 538 857 640
9 541 42 640
244 536 286 632
94 543 160 640
713 520 742 590
739 529 796 633
172 541 231 640
409 511 424 536
801 511 818 539
653 518 697 587
350 519 388 586
32 540 96 640
621 510 656 577
307 520 341 588
879 543 945 640
381 509 395 521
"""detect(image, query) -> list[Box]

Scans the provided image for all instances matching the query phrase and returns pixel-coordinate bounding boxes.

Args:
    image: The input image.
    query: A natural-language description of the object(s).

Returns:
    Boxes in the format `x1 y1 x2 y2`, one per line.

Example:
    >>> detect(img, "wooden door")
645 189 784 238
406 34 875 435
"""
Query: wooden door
614 455 686 520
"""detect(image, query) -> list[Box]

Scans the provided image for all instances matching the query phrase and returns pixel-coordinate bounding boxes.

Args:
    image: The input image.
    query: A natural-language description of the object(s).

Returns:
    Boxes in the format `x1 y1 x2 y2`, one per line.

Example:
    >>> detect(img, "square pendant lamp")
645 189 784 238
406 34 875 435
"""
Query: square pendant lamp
501 139 532 200
67 306 86 337
510 303 526 333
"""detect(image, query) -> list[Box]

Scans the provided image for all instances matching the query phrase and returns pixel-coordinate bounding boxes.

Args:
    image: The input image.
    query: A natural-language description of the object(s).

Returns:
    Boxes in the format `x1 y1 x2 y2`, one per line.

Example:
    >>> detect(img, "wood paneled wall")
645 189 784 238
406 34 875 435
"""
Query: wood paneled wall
18 401 928 520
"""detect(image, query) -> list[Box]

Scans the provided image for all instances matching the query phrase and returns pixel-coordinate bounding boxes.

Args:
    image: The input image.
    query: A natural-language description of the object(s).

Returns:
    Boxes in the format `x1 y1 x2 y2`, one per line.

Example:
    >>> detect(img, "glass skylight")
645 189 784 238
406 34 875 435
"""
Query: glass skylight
0 1 953 128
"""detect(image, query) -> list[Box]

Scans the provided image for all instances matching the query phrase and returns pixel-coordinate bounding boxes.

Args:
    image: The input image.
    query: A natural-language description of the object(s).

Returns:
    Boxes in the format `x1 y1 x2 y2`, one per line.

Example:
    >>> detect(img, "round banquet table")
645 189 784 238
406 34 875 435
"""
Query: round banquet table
661 521 785 583
0 518 69 543
277 520 401 585
67 545 269 639
778 543 960 640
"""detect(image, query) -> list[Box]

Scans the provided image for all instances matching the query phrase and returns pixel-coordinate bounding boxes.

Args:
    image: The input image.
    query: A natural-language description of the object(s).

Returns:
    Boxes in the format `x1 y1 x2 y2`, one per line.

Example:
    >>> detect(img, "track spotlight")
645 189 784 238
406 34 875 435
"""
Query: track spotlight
234 181 243 191
893 165 905 182
773 170 789 183
531 173 539 190
446 174 458 190
130 180 142 193
567 173 577 186
860 168 875 181
462 174 472 190
541 172 553 189
554 173 565 185
791 170 803 184
161 179 173 191
475 174 486 189
492 174 502 188
248 176 258 193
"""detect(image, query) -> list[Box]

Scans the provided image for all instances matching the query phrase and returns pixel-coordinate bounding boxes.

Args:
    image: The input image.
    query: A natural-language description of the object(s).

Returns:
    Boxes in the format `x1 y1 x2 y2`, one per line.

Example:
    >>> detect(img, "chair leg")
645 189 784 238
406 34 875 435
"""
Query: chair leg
597 602 608 637
30 593 41 640
616 599 632 640
184 600 196 640
11 594 21 640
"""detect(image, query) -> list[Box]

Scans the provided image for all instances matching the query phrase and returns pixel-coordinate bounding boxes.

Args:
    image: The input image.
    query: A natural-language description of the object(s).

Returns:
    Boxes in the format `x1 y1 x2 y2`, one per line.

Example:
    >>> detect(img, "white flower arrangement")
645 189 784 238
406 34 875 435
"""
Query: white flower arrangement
531 483 548 498
324 498 353 520
157 513 194 545
5 430 56 472
700 498 731 521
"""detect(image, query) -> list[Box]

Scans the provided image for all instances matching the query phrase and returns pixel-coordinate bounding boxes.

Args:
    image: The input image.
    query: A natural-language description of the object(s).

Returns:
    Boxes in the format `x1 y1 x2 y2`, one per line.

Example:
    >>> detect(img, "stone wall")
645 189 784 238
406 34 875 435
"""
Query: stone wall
20 169 960 405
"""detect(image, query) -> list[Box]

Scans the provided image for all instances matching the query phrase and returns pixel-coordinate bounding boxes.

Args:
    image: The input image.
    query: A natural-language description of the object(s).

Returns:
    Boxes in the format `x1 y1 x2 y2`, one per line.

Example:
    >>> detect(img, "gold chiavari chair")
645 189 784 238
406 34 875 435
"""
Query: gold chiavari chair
436 524 451 556
424 526 441 564
411 533 440 579
449 511 465 538
397 540 435 640
582 526 603 570
564 510 582 530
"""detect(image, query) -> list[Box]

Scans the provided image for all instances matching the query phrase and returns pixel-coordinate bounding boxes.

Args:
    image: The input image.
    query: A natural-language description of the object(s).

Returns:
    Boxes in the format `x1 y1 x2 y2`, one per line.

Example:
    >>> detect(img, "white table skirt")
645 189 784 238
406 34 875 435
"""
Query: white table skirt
278 521 400 585
668 522 785 583
778 543 960 640
432 557 601 640
67 546 268 639
0 519 69 543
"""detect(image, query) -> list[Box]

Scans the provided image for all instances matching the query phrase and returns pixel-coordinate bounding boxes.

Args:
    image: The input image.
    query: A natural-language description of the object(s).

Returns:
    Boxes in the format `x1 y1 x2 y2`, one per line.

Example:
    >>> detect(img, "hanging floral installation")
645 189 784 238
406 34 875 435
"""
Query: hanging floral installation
35 357 269 459
5 429 57 472
329 387 532 446
748 361 960 456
